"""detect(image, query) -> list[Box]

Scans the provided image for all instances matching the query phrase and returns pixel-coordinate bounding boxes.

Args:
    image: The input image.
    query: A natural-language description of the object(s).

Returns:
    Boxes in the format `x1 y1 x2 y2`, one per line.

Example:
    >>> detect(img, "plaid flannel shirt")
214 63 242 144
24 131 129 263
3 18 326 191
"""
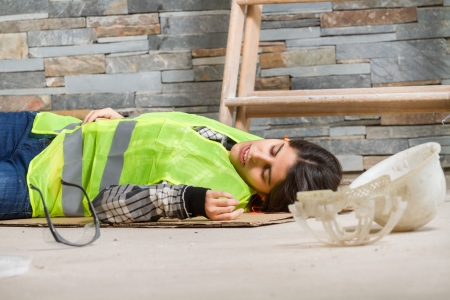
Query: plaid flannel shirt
92 126 233 223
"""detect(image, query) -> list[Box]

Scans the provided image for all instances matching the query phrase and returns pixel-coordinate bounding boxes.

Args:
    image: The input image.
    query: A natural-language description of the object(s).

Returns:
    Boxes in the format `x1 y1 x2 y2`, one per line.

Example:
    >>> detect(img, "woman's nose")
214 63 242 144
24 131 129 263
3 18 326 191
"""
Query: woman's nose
252 150 271 165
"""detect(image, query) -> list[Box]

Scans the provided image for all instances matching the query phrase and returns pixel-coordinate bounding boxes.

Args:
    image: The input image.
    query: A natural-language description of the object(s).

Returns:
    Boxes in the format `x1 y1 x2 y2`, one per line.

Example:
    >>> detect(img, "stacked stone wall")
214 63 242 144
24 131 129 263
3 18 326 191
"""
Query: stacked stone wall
0 0 449 171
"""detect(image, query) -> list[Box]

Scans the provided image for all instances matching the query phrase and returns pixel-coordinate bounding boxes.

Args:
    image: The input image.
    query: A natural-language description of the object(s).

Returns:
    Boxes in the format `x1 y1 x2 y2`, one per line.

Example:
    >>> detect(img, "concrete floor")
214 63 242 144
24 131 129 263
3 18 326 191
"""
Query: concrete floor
1 194 449 300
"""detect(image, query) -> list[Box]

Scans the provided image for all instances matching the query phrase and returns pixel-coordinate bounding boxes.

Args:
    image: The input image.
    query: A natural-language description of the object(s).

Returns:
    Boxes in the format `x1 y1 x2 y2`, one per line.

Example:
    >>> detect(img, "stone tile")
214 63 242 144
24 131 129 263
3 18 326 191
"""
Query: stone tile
396 21 450 40
440 155 450 168
259 42 286 53
262 126 329 139
159 11 230 18
46 77 65 87
0 59 44 73
107 51 148 57
128 0 231 13
49 0 127 17
49 109 91 120
192 56 226 66
418 7 450 22
287 33 397 47
262 13 319 21
446 0 450 6
337 59 370 64
367 124 449 139
106 52 191 73
0 72 45 89
162 70 194 83
292 74 371 90
260 27 320 42
337 39 446 60
0 88 65 96
345 115 380 121
96 25 160 38
161 14 229 35
251 116 345 126
66 72 161 94
443 79 450 85
261 63 370 78
262 3 332 13
98 35 148 43
321 25 395 36
29 40 149 58
0 95 50 112
136 92 220 107
52 93 134 110
409 136 450 147
373 79 441 87
148 33 228 50
0 18 86 34
44 55 106 77
260 48 335 69
261 19 319 29
363 156 389 170
192 48 227 58
333 0 442 10
0 33 28 59
194 65 224 81
162 82 222 94
87 14 159 27
371 56 450 84
310 139 409 155
447 39 450 54
380 114 436 125
336 155 364 172
330 126 366 137
255 76 290 91
28 28 96 47
436 112 450 124
0 13 48 23
321 7 417 28
0 0 48 16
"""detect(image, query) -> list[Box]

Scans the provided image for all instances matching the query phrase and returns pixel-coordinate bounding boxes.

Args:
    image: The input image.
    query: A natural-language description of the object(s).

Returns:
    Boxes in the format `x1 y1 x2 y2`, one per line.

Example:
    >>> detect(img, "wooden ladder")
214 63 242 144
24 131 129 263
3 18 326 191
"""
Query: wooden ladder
219 0 450 131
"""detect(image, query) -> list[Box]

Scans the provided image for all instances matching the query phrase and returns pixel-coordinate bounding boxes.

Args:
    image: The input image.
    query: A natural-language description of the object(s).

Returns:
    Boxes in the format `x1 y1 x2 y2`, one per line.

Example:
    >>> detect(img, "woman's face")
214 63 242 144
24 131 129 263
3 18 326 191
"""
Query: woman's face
229 139 297 198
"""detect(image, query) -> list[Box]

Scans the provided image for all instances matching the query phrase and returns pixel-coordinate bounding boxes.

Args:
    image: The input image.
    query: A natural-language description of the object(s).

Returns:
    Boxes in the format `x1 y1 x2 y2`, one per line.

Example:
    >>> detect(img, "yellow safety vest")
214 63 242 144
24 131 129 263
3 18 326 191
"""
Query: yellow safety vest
27 112 262 217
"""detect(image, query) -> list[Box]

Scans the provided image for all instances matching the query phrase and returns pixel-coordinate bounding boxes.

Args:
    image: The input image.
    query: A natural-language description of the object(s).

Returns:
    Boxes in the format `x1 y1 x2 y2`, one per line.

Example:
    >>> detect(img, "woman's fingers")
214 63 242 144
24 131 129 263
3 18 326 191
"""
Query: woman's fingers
82 108 123 124
205 190 244 221
210 208 244 221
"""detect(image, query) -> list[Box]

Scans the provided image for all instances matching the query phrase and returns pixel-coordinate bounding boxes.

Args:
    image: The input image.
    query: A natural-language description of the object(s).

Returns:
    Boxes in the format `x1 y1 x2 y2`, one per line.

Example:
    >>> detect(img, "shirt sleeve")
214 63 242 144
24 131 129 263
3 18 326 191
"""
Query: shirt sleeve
92 183 209 223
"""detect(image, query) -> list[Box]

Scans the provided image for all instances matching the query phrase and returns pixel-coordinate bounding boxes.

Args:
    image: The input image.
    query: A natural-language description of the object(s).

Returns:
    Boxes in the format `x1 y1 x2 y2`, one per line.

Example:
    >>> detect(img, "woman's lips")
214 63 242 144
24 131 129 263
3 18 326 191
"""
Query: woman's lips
240 145 251 166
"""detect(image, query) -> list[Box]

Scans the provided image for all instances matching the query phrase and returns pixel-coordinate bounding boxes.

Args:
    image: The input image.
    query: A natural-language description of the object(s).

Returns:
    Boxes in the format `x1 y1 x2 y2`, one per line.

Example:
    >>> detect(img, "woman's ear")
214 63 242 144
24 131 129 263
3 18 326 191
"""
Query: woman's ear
257 192 267 201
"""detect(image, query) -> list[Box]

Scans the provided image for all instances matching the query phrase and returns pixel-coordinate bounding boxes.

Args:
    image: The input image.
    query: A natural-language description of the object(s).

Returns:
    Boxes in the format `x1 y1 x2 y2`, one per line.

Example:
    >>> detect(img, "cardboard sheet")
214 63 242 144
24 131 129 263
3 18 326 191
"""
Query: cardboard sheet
0 213 293 228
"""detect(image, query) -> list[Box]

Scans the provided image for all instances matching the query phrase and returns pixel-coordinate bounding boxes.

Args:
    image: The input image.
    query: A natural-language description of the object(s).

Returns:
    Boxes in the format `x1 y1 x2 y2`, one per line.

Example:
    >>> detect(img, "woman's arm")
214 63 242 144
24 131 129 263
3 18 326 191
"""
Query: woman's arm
83 107 124 124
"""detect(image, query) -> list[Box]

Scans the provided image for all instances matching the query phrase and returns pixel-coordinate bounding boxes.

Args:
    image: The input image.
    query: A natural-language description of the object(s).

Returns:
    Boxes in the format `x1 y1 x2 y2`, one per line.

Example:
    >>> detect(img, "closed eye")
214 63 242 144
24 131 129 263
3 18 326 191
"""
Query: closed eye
263 143 285 185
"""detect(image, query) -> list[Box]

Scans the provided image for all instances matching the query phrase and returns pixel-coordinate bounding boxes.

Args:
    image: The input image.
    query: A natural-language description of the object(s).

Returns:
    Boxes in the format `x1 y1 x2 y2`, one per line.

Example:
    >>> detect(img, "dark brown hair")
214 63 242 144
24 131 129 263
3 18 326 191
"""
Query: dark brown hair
248 139 343 212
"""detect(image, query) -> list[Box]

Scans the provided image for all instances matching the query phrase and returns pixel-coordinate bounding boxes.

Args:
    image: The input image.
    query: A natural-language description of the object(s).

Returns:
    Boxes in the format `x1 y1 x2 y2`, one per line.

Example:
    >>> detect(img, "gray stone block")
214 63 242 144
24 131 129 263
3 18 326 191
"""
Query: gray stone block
0 0 48 16
192 56 226 66
162 70 194 83
261 19 319 29
136 92 220 107
0 13 48 23
291 74 371 89
337 39 446 60
106 52 192 73
367 125 450 139
409 136 450 147
287 33 397 47
418 7 450 22
49 0 127 18
0 17 86 34
263 3 332 13
0 59 44 73
148 33 228 51
161 14 229 35
330 126 366 137
251 116 344 126
28 28 96 47
29 40 149 58
443 79 450 85
107 51 148 57
309 139 409 155
0 72 45 89
51 93 134 110
333 0 443 10
371 56 450 84
97 35 148 43
446 0 450 6
66 72 161 94
261 63 370 78
442 147 450 155
194 65 224 81
128 0 231 13
260 27 320 42
321 25 395 36
262 126 329 139
396 22 450 40
335 155 364 172
162 81 222 94
345 115 380 121
0 88 65 96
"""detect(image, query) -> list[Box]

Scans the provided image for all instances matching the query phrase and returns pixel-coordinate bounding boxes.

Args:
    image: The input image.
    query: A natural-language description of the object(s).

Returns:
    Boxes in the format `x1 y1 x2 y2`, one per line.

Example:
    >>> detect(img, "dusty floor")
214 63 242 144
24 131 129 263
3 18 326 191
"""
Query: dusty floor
1 191 449 300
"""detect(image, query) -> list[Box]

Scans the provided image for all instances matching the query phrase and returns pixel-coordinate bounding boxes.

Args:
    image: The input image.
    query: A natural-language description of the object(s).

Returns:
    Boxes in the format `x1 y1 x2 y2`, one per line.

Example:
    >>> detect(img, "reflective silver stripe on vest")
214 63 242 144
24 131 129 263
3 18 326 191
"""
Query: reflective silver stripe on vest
55 122 82 133
99 121 137 191
62 129 84 216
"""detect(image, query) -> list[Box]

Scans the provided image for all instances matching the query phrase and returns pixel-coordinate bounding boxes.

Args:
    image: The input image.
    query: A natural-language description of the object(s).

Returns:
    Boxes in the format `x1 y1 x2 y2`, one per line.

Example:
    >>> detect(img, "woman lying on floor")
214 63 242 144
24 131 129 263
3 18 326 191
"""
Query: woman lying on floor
0 108 342 223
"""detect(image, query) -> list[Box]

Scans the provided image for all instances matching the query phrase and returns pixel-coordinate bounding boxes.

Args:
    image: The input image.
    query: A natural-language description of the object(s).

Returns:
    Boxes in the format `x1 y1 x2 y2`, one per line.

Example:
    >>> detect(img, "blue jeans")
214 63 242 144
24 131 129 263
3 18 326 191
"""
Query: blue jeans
0 111 50 220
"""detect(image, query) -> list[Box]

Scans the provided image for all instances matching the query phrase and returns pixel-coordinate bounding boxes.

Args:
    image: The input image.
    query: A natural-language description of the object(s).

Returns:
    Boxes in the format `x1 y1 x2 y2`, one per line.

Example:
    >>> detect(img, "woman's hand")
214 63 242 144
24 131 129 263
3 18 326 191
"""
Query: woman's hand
205 190 244 221
83 107 124 124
